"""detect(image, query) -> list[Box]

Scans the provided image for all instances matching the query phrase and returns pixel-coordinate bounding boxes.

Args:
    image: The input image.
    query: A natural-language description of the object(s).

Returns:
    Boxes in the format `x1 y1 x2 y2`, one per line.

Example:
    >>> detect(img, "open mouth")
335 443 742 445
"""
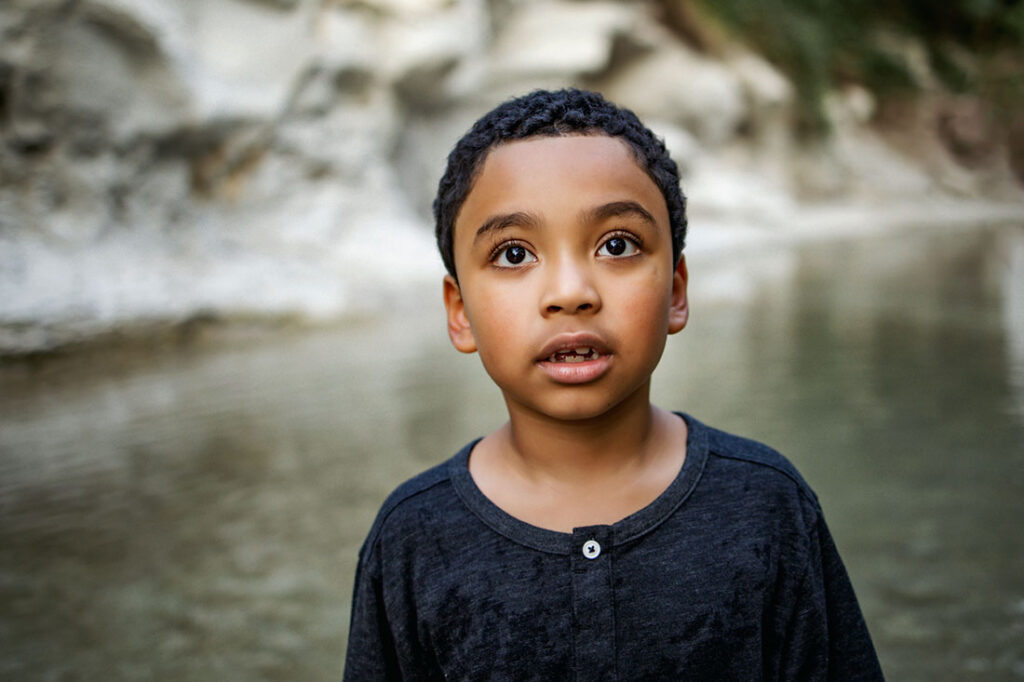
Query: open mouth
536 335 612 383
546 347 599 363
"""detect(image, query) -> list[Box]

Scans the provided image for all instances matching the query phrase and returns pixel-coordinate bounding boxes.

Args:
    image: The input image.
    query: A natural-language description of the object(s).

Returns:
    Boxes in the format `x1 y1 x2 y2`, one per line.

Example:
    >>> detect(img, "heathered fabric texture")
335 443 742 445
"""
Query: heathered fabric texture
343 414 883 680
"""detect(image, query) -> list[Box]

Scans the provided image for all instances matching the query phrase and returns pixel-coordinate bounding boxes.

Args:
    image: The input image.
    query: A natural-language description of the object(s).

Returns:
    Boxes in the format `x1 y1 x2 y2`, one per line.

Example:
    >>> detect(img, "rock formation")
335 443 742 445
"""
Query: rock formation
1 0 1019 354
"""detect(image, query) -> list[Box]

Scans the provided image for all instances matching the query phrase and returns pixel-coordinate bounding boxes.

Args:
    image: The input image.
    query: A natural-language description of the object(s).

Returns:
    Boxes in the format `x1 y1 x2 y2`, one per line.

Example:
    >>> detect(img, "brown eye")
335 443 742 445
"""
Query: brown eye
598 236 638 258
606 238 627 255
494 244 537 268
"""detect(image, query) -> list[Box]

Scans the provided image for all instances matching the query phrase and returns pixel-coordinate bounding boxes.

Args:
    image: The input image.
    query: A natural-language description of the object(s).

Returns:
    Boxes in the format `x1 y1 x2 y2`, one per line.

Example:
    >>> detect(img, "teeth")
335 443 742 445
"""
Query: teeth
547 347 597 363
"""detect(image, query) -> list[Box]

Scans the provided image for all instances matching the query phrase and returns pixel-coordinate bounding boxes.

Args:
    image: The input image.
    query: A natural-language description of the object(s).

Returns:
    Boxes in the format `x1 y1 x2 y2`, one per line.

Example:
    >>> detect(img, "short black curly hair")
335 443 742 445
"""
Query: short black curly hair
433 88 688 279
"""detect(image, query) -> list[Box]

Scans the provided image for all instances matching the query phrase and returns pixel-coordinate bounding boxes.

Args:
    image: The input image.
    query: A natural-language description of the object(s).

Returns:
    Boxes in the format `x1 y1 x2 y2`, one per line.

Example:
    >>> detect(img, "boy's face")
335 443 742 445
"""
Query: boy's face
443 134 689 423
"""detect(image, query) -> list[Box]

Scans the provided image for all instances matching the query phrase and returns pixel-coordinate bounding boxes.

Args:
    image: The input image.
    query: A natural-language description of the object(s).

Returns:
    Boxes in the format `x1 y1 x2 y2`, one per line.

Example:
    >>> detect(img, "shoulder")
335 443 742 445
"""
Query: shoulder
683 417 833 572
700 420 819 506
681 415 824 543
358 441 476 560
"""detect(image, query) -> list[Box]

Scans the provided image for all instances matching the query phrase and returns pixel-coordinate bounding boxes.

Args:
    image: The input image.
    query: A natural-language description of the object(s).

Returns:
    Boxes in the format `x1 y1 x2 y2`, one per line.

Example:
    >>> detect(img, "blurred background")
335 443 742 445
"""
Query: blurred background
1 0 1023 679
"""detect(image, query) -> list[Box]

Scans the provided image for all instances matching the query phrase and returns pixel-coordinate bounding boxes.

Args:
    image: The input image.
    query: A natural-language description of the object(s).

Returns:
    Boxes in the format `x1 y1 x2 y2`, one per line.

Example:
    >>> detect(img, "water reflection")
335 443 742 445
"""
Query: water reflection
656 223 1024 681
1001 227 1024 421
1 223 1022 680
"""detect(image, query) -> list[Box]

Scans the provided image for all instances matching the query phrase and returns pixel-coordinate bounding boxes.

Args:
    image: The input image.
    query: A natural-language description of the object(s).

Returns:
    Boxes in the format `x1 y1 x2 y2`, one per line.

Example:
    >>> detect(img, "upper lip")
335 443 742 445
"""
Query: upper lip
536 332 611 362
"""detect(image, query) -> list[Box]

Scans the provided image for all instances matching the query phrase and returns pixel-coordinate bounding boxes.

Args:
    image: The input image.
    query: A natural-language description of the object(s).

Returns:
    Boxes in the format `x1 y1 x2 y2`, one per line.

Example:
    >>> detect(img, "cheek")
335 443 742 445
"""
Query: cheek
464 286 530 352
619 271 673 330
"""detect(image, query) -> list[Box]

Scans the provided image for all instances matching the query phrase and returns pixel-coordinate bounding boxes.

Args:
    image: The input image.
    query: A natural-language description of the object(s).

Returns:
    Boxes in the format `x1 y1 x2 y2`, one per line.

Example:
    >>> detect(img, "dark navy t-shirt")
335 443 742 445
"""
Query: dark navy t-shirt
343 413 883 680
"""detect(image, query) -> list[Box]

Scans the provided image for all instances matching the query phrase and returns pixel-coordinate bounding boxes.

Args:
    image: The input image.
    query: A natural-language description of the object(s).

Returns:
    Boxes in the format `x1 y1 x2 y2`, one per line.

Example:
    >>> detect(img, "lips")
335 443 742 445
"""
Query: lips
537 333 610 361
536 333 612 384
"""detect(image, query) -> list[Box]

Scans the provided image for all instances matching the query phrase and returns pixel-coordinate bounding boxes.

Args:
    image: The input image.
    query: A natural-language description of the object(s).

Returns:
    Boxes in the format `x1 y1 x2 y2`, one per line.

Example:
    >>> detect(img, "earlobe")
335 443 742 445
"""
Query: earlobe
667 256 689 334
443 275 478 353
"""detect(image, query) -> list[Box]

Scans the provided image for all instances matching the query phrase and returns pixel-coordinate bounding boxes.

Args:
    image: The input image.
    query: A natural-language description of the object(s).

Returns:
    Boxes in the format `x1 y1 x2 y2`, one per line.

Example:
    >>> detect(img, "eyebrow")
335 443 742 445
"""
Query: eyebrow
473 211 540 245
471 201 656 246
581 200 657 227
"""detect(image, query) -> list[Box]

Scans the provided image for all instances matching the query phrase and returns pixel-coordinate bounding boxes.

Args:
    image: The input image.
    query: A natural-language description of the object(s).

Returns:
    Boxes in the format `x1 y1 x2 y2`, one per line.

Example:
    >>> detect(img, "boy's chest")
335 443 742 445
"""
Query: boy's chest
391 520 774 679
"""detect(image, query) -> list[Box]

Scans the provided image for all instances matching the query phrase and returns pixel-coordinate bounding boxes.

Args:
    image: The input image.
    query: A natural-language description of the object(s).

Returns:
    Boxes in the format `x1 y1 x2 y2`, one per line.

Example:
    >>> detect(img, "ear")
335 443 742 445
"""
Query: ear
667 256 689 335
443 275 478 353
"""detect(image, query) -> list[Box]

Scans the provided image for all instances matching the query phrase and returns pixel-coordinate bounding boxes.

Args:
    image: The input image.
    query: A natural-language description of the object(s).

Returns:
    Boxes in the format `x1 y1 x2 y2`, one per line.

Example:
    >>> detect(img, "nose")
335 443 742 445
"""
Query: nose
540 255 601 316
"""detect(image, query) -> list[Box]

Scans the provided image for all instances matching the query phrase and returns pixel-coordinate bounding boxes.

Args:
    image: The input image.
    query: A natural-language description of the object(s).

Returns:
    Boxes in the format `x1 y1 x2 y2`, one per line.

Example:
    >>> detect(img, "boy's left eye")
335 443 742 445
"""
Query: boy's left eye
597 236 639 257
493 244 538 267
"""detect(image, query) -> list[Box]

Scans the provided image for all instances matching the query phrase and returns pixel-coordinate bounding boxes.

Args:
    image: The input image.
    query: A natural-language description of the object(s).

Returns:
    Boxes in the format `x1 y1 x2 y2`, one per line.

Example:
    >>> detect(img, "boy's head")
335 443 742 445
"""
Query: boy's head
436 90 691 423
434 89 687 280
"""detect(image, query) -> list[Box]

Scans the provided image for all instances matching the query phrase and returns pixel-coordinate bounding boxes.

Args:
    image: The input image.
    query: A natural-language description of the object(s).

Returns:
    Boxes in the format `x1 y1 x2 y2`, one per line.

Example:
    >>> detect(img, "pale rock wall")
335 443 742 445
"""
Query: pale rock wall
0 0 1014 354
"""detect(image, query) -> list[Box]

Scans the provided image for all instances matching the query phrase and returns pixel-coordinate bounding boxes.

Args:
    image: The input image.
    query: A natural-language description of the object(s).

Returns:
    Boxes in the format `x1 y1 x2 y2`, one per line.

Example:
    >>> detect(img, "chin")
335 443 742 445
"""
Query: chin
515 394 628 423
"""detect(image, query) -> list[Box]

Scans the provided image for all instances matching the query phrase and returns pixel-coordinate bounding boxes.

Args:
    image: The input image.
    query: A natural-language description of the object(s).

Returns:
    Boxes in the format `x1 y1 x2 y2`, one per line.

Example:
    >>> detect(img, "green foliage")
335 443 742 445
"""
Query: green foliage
694 0 1024 134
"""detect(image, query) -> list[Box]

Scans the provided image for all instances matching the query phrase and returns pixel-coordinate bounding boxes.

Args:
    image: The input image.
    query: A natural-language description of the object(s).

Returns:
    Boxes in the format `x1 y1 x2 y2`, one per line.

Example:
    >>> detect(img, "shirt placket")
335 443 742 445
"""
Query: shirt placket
571 525 615 680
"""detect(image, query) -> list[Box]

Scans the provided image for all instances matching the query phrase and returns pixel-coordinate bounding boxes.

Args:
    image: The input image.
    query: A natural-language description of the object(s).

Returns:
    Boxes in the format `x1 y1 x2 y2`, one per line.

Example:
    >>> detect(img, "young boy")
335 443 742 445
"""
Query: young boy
343 89 883 680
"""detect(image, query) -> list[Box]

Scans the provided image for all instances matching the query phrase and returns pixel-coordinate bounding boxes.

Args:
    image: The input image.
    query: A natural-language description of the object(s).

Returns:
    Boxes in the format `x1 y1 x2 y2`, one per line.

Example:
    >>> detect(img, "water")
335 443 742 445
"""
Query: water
1 223 1022 680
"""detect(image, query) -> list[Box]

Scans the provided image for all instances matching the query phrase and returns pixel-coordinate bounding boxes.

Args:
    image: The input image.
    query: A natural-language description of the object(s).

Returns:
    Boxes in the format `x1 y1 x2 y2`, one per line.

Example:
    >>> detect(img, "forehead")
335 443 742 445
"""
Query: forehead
455 135 669 236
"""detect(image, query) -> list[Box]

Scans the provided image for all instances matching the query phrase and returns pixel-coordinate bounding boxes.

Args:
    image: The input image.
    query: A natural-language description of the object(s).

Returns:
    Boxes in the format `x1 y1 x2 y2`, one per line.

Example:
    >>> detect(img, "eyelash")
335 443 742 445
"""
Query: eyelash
598 231 643 257
489 240 536 268
487 230 643 267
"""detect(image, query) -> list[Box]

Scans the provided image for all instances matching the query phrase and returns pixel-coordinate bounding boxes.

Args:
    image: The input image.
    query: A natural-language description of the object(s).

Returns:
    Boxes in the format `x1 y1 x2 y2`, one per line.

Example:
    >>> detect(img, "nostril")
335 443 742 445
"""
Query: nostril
577 303 592 312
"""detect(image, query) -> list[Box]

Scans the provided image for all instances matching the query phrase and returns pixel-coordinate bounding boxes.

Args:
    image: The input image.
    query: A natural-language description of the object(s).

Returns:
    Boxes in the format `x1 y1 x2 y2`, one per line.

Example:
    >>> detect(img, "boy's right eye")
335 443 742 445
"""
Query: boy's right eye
492 244 537 268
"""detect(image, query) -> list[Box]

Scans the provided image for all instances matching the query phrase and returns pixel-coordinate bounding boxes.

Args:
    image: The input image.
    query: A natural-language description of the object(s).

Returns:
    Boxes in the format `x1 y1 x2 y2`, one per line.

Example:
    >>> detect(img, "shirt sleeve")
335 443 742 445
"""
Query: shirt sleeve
776 512 885 681
342 545 401 682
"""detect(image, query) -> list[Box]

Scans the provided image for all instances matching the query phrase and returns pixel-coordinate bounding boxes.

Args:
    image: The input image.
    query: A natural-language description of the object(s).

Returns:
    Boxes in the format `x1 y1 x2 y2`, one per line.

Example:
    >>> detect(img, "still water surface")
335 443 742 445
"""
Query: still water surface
2 223 1023 680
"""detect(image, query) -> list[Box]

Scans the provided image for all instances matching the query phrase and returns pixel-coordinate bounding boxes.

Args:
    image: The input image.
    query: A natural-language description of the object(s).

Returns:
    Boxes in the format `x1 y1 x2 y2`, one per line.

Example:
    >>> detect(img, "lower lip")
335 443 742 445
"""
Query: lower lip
536 355 612 384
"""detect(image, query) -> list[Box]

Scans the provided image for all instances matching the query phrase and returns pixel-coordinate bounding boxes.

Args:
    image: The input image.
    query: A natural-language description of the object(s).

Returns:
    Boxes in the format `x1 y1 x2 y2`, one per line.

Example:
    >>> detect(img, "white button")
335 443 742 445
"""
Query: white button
582 539 601 559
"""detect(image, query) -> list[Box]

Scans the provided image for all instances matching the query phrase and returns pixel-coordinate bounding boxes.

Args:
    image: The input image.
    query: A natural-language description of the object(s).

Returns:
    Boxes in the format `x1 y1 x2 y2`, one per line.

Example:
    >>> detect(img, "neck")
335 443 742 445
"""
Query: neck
500 384 662 484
